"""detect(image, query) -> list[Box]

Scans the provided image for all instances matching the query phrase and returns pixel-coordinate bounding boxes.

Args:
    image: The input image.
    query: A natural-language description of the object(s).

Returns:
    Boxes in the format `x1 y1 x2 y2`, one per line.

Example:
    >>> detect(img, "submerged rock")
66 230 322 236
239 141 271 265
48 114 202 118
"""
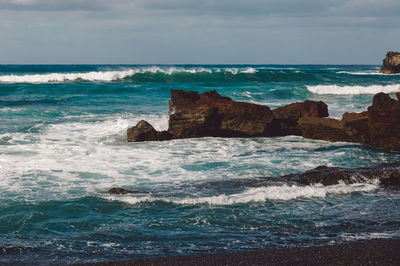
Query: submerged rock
127 120 171 142
380 51 400 74
282 162 400 186
107 188 148 195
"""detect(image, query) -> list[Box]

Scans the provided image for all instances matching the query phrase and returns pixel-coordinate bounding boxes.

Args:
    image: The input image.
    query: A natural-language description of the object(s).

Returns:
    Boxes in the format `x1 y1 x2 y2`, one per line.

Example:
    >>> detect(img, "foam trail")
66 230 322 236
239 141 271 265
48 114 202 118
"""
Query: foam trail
307 84 400 95
104 182 378 206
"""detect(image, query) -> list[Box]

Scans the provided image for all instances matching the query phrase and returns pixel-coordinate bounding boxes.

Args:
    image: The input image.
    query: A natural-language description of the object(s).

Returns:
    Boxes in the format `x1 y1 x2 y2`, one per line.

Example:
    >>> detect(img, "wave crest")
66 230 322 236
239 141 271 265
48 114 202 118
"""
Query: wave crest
104 182 378 206
0 67 258 84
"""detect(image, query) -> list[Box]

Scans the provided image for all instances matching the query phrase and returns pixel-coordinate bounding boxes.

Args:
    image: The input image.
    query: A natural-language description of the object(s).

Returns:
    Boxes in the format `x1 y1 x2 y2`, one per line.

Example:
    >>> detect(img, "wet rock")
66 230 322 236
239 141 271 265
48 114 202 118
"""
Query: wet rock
282 162 400 186
271 100 328 135
107 188 148 195
127 120 171 142
168 90 274 138
380 51 400 74
367 93 400 150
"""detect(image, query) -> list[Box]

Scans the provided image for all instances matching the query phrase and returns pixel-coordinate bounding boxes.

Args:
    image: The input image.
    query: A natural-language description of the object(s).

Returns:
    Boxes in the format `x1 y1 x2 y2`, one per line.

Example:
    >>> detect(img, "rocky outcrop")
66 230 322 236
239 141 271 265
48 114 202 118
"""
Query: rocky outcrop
127 90 400 150
282 162 400 186
168 90 274 138
381 51 400 74
128 90 328 142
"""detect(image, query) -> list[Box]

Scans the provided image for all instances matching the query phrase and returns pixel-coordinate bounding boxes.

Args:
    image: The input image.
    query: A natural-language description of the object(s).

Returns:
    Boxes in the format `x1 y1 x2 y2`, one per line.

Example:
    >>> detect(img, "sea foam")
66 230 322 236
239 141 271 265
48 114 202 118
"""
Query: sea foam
306 84 400 95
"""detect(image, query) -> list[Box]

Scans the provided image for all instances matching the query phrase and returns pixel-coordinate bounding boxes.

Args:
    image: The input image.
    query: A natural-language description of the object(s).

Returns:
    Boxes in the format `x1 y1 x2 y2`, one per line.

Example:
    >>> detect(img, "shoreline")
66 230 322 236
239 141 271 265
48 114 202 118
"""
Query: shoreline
75 238 400 266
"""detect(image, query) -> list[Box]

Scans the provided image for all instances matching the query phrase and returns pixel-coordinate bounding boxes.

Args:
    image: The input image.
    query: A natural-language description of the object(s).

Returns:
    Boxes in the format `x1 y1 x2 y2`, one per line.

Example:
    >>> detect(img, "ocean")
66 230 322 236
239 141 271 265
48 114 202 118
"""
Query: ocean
1 65 400 264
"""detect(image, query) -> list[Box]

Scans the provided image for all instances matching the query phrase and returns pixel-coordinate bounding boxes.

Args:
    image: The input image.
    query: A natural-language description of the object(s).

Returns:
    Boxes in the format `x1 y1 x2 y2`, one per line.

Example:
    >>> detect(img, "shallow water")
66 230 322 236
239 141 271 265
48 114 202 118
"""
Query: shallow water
1 65 400 264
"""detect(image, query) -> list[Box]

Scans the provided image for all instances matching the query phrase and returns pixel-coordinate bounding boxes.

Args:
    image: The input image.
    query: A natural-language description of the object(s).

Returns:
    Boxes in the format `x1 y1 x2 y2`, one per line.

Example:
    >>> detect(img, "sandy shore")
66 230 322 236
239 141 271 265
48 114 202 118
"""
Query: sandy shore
76 239 400 266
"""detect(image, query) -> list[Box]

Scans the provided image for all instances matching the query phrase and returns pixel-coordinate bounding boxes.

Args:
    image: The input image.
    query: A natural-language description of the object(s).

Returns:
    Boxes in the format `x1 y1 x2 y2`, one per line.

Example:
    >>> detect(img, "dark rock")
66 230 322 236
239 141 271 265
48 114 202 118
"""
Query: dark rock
282 162 400 186
168 90 274 138
127 120 171 142
271 100 328 135
380 51 400 74
367 93 400 150
107 188 148 195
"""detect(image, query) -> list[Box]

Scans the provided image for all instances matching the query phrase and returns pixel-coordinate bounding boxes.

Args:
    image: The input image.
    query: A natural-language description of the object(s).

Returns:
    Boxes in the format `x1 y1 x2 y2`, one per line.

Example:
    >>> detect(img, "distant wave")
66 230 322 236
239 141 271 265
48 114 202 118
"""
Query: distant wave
104 182 377 206
307 84 400 95
0 67 258 84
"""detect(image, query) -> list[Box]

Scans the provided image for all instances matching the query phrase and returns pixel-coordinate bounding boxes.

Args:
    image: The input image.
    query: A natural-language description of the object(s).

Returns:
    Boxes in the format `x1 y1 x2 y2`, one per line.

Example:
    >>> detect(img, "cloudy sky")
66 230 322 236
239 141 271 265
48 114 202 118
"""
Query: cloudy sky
0 0 399 64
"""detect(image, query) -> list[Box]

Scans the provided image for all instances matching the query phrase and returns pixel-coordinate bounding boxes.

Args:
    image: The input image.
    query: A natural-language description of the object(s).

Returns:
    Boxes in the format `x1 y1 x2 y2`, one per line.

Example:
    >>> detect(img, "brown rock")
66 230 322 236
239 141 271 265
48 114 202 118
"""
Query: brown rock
168 90 274 138
298 110 369 144
127 120 171 142
367 93 400 149
272 100 328 135
380 51 400 74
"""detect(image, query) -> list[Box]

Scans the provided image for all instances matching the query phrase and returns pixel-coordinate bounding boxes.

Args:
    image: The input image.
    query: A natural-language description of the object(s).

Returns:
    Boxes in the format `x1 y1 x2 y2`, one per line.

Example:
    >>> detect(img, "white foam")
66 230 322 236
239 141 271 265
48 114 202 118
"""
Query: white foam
104 181 378 206
306 84 400 95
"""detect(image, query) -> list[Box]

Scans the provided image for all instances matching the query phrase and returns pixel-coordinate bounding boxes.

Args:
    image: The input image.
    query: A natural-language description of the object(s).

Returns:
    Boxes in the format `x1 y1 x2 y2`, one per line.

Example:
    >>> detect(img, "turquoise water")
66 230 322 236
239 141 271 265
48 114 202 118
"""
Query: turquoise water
1 65 400 264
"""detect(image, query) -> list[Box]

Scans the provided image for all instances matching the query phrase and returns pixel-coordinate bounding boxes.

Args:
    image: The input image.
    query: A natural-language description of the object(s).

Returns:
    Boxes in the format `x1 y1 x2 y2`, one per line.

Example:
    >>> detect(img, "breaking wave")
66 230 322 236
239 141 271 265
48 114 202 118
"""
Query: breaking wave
104 182 378 206
0 67 258 84
306 84 400 95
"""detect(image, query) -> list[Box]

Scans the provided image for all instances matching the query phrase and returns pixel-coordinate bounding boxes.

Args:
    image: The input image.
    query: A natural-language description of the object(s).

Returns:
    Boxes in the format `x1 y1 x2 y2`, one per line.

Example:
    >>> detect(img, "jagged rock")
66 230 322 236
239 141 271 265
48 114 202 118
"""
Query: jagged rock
367 93 400 149
168 90 274 138
271 100 328 135
380 51 400 74
107 188 148 195
127 120 171 142
282 162 400 186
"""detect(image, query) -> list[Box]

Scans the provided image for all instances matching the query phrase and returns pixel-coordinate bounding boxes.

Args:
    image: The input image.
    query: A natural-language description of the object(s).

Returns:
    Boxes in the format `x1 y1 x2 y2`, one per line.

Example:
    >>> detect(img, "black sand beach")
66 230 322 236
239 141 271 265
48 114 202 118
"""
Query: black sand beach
76 239 400 266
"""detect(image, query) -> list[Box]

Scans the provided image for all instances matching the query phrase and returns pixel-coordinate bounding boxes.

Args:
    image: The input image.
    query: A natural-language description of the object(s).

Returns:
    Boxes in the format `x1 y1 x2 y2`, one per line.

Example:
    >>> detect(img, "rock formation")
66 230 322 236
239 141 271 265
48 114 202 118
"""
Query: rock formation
127 90 328 141
381 51 400 74
127 90 400 150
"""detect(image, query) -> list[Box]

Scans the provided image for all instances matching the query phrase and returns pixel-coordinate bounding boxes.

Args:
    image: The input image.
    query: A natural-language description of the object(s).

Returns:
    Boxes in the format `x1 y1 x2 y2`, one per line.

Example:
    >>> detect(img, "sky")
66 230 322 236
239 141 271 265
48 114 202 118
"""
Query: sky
0 0 399 64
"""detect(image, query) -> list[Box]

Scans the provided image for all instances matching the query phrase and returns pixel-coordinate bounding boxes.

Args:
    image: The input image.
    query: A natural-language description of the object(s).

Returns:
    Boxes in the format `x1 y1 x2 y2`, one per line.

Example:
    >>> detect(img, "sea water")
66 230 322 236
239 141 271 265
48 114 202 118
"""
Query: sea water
1 65 400 264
